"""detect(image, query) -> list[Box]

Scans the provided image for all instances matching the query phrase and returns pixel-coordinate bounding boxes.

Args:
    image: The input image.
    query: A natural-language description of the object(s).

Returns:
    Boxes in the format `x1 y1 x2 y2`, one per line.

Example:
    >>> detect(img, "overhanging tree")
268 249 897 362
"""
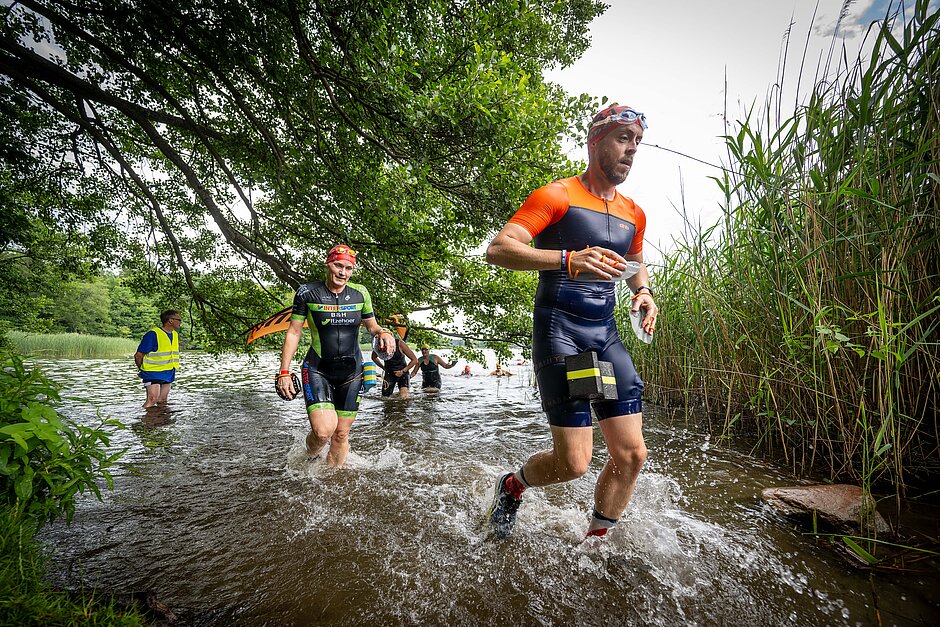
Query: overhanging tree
0 0 604 350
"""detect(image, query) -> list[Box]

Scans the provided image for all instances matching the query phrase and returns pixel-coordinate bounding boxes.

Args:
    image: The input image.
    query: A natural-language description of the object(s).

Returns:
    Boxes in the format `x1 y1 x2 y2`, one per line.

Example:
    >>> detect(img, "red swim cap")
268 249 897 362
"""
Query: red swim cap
326 244 357 265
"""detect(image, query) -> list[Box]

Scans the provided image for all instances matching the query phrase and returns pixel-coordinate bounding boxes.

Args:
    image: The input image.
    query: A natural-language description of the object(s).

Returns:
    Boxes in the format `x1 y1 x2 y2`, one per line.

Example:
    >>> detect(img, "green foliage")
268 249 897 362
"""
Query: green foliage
0 0 604 353
0 350 124 524
0 93 121 336
101 275 161 339
0 252 57 334
0 268 171 341
632 0 939 500
48 281 113 336
0 506 147 626
45 274 165 340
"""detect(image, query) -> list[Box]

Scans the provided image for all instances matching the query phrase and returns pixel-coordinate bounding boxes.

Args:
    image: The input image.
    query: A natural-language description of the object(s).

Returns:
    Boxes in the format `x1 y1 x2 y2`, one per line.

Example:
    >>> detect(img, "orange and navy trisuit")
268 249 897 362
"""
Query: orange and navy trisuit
509 176 646 427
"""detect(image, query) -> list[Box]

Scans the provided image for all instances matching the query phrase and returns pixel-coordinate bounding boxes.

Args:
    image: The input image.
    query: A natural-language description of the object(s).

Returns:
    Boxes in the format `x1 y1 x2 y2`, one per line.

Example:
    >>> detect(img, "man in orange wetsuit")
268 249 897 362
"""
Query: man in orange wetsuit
485 103 658 539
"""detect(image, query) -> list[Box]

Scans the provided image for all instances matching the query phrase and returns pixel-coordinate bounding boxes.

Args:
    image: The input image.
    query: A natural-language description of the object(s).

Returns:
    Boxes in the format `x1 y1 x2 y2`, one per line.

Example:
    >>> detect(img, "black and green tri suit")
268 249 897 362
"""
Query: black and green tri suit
291 280 374 418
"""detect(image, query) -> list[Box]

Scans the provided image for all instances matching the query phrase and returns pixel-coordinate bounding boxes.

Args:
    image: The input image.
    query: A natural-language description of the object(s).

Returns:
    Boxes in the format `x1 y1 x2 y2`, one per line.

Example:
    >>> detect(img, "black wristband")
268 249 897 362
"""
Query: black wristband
634 285 653 297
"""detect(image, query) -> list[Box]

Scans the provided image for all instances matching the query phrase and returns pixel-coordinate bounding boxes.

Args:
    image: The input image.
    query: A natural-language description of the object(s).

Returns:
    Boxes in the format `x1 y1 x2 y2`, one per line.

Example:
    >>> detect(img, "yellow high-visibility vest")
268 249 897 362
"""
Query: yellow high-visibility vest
140 327 180 372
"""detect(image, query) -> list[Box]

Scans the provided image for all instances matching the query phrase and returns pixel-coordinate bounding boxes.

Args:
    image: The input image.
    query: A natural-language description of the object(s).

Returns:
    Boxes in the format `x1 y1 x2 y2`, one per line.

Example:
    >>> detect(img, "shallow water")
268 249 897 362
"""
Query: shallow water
34 352 939 626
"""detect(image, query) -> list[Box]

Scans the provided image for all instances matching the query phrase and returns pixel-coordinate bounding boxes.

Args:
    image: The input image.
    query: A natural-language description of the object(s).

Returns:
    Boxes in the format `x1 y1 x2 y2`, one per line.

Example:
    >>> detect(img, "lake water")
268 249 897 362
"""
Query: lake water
33 352 939 625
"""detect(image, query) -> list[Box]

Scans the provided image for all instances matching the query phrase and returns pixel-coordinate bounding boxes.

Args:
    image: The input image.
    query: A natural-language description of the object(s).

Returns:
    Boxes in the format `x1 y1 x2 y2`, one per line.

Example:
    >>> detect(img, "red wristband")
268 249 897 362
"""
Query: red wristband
280 369 289 374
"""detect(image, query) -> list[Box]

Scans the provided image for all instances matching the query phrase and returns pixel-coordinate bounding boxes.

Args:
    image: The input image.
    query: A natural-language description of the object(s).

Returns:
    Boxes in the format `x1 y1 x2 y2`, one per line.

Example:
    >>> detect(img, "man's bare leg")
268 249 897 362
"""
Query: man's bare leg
517 425 594 487
589 413 647 533
488 426 593 538
143 383 161 408
156 382 172 405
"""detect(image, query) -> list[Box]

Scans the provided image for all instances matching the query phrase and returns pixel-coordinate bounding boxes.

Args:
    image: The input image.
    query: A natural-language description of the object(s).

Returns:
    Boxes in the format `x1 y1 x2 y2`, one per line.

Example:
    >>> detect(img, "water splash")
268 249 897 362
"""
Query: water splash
30 352 935 626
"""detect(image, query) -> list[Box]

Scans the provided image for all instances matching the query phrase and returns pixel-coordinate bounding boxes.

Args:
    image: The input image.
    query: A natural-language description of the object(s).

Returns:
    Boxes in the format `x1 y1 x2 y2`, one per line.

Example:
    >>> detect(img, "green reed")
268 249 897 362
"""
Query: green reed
6 331 140 359
624 0 939 528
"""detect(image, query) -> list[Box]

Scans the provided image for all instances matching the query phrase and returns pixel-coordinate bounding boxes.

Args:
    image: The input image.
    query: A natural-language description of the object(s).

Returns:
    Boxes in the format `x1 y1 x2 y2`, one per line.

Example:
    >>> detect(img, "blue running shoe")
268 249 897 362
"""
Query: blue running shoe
488 473 522 538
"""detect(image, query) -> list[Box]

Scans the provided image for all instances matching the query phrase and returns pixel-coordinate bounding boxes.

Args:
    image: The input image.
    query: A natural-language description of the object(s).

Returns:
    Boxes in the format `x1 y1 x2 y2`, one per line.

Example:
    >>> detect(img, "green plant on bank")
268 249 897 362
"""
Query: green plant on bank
0 350 124 523
623 0 939 542
0 506 147 626
5 331 140 360
807 530 940 568
0 349 135 624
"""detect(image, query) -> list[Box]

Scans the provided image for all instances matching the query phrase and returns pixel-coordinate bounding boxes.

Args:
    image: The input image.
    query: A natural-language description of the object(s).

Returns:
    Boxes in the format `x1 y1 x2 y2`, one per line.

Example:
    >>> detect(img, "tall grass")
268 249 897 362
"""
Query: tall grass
6 331 140 359
626 0 939 527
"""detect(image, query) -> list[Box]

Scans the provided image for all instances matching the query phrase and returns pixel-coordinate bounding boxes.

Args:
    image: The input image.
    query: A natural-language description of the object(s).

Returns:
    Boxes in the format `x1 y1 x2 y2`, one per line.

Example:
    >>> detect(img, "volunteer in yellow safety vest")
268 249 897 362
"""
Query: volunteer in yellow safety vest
134 310 182 408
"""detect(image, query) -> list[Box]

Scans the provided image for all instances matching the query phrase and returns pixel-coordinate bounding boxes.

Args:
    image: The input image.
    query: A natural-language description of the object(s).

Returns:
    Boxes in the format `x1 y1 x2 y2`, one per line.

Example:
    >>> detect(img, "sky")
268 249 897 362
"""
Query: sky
546 0 932 262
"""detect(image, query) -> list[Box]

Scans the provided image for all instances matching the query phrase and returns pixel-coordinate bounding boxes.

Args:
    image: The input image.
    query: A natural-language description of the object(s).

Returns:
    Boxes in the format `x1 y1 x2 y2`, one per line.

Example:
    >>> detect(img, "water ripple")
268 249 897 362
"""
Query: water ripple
29 352 937 626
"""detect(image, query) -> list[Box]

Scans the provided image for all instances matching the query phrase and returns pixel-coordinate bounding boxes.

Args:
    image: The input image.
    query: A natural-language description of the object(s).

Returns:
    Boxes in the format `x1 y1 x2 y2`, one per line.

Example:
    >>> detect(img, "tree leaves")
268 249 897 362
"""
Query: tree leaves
0 350 124 524
1 0 604 350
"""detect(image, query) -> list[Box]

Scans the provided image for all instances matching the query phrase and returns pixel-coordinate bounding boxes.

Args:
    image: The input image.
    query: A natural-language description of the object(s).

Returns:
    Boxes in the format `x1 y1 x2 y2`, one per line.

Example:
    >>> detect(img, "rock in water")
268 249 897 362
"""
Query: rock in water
761 484 891 536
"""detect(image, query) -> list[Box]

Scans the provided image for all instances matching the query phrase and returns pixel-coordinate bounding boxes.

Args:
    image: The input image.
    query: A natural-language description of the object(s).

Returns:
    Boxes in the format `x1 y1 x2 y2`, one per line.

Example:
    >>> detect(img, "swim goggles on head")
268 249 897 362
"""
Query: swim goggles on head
590 109 648 130
326 244 358 265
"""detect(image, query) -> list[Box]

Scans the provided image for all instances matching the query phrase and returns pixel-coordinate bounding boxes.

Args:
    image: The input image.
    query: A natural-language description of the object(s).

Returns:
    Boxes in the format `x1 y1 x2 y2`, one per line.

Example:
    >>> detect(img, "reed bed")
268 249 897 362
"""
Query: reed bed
6 331 140 359
624 1 939 517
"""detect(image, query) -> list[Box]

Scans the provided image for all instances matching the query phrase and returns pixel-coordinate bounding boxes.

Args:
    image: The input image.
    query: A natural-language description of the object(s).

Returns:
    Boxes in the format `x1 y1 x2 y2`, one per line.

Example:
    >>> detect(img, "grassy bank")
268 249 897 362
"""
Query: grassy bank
624 1 939 515
2 349 145 624
0 507 147 626
6 331 139 359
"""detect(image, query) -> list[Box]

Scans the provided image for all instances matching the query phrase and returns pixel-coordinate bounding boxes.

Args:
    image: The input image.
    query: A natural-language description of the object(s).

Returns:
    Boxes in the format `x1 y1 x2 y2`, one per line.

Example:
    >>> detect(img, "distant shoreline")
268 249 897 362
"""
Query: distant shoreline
7 330 140 359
